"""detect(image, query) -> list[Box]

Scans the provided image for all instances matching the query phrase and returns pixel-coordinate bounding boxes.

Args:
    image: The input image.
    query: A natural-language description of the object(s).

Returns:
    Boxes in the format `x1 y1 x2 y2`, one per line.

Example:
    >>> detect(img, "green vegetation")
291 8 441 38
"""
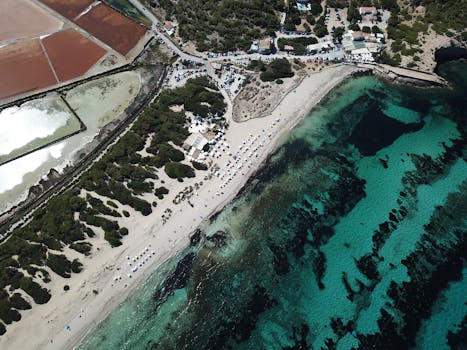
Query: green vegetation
79 76 225 218
103 0 152 26
247 60 267 71
327 0 348 8
9 293 31 310
70 242 92 256
192 161 208 171
284 5 301 32
165 162 195 179
87 195 121 217
332 26 345 43
375 50 402 65
155 0 281 51
0 77 226 333
46 254 74 278
157 77 226 119
284 1 322 32
383 0 466 65
277 37 318 55
314 16 329 38
154 186 169 199
347 5 362 24
256 59 295 82
309 2 324 16
420 0 467 37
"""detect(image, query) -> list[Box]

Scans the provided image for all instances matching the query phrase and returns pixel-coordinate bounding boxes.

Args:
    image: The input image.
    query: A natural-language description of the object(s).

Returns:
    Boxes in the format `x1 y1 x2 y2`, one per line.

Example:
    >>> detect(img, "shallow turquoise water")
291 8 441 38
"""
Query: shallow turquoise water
79 62 467 350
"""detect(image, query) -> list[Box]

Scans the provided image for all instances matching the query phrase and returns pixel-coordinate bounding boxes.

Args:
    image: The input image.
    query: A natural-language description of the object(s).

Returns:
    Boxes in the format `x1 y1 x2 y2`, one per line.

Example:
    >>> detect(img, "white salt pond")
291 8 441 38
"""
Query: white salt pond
0 95 80 163
0 71 141 213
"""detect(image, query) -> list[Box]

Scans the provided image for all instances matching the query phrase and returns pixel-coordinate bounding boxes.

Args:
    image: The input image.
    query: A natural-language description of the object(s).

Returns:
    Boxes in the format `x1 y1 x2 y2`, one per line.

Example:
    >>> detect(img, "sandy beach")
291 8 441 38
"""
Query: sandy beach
0 63 363 350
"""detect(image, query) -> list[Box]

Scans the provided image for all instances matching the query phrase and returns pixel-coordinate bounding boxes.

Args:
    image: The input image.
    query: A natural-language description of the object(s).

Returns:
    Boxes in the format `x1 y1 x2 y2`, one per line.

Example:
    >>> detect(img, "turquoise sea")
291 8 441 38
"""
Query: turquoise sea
79 62 467 350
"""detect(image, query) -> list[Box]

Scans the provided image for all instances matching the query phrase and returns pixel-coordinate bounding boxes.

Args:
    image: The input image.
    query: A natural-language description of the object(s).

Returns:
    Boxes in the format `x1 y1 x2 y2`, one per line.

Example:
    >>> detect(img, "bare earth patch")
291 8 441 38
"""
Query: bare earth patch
233 62 328 121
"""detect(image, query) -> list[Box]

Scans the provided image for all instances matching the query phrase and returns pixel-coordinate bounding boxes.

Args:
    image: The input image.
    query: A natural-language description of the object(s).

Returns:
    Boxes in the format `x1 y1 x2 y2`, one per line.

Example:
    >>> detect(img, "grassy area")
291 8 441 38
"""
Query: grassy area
103 0 152 26
0 77 226 334
153 0 282 52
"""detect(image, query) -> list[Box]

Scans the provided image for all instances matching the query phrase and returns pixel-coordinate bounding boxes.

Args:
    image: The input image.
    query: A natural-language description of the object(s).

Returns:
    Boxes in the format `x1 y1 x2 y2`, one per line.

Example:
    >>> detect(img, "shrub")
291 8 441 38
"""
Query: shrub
70 242 92 256
71 259 83 273
18 277 50 304
154 186 170 199
372 25 382 34
107 200 118 208
314 22 328 37
9 293 31 310
192 161 208 170
260 59 294 82
0 300 21 324
46 254 72 278
85 227 95 237
165 162 195 179
104 231 123 247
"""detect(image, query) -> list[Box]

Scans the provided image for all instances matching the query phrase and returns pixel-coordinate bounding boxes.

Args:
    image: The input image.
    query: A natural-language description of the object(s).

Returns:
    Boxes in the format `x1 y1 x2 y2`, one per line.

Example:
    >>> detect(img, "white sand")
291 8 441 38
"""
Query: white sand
0 100 73 157
0 64 362 350
0 143 65 194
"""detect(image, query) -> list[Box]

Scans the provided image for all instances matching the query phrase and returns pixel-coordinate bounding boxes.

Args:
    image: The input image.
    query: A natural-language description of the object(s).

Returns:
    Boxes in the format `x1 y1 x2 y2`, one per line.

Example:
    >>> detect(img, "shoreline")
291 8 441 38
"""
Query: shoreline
0 64 363 350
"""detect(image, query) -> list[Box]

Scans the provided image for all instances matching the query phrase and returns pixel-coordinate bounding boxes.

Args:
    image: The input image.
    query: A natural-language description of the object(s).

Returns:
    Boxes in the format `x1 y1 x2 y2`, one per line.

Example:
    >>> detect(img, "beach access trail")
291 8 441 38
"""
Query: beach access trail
0 64 362 350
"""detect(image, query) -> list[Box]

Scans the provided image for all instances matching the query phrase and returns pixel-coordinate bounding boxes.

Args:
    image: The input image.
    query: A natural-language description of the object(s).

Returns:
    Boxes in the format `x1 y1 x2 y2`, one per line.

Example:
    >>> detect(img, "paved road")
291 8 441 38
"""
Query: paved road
207 49 345 63
126 0 234 123
125 0 348 119
126 0 226 102
127 0 205 63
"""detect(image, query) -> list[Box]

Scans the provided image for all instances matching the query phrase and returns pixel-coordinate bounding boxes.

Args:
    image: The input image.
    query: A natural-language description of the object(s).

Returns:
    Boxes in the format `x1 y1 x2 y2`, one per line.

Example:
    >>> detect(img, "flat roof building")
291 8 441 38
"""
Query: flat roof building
258 38 272 54
359 6 377 15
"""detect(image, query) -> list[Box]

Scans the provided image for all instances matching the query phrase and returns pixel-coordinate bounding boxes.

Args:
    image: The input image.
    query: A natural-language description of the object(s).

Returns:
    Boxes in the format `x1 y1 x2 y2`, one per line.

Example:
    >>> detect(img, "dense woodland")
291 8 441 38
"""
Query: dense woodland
0 77 226 334
152 0 283 51
152 0 465 65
